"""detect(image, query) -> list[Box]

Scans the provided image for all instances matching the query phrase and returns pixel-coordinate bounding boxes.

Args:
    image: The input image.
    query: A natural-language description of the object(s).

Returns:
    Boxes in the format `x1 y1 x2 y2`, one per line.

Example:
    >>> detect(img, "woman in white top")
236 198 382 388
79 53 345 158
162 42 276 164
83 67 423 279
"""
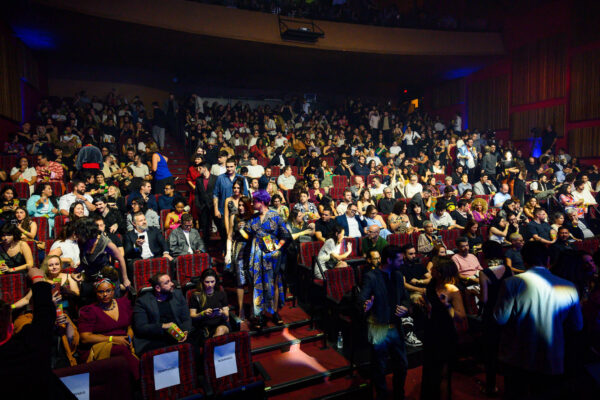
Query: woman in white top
49 222 80 268
315 225 352 279
10 156 37 195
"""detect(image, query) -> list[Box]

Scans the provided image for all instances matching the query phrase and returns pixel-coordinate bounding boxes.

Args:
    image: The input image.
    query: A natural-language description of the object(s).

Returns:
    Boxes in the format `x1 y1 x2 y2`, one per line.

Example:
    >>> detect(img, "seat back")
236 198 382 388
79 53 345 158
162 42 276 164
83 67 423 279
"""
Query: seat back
140 343 202 400
325 267 355 303
388 233 413 247
32 216 49 241
54 215 69 238
0 273 27 303
35 181 63 197
332 175 348 189
175 253 210 287
54 356 134 400
299 241 324 269
204 331 260 394
133 257 170 291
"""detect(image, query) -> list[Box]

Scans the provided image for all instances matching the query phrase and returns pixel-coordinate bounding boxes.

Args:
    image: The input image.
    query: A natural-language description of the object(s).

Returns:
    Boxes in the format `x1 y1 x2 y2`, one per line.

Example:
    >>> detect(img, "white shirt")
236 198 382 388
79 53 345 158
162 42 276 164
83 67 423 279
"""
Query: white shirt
246 165 265 179
50 239 80 266
454 115 462 132
274 137 287 147
210 164 226 176
336 202 349 216
248 137 258 147
404 131 420 146
404 182 423 199
131 163 150 179
389 145 402 155
10 167 37 193
370 184 387 198
346 215 361 238
137 231 153 259
434 122 446 132
430 212 455 229
58 193 93 215
182 230 193 254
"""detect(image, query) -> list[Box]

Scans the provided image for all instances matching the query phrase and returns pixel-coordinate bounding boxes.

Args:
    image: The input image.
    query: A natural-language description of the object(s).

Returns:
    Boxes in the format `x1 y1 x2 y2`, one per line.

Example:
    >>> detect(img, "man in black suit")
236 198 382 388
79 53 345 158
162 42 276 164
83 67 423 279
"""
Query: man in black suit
124 212 172 278
133 272 193 355
359 245 410 399
0 267 77 399
194 162 217 241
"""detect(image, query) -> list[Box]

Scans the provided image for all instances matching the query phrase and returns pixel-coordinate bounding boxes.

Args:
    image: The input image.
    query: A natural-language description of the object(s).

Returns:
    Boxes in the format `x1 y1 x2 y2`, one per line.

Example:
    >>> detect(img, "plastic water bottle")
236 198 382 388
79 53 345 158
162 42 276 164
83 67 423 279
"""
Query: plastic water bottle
337 331 343 349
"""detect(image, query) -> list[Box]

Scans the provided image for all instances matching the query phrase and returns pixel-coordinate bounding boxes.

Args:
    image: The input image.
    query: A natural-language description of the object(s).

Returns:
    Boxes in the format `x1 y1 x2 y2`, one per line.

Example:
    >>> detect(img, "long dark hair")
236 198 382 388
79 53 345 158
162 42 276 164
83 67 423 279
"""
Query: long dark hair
193 268 220 309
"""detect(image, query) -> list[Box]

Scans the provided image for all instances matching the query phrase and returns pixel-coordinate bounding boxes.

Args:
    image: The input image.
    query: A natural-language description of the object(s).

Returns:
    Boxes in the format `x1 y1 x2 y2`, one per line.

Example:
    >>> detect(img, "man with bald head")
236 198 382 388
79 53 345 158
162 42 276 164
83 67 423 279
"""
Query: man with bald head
361 224 388 258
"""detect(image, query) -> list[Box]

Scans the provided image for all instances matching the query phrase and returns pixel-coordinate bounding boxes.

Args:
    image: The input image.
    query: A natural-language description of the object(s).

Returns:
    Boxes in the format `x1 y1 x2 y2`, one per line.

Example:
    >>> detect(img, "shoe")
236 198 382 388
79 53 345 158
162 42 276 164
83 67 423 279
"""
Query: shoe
251 314 264 330
272 312 284 326
404 331 422 347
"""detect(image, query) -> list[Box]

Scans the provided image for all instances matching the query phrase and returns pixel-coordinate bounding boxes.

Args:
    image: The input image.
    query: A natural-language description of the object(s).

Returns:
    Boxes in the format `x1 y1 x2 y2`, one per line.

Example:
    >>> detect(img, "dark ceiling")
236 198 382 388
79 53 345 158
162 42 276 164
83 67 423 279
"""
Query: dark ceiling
5 2 502 97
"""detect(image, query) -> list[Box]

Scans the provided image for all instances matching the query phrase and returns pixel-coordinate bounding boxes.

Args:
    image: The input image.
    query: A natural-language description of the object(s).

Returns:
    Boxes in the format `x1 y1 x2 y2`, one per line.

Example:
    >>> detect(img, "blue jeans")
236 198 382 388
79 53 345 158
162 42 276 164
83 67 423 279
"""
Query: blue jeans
371 325 408 399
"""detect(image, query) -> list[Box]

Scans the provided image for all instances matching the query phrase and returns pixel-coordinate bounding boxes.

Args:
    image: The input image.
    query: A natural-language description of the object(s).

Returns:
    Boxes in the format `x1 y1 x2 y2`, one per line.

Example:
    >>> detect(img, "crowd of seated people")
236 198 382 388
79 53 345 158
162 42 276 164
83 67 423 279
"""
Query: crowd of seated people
1 90 599 399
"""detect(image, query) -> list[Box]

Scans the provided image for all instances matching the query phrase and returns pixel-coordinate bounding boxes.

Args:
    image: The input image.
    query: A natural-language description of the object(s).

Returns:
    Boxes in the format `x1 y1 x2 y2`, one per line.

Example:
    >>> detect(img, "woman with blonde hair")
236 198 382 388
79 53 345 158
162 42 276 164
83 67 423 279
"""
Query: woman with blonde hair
471 198 493 224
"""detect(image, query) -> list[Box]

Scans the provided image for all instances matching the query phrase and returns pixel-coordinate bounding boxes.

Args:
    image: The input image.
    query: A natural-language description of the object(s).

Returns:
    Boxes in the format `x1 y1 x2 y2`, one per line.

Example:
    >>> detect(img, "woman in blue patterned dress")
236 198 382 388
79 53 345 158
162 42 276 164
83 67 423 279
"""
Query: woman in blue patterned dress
240 190 291 329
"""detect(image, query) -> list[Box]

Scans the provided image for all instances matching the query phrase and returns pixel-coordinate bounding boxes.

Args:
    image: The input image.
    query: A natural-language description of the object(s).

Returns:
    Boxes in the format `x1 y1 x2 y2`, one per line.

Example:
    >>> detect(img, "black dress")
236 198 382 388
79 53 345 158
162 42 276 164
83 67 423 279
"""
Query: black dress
421 280 458 400
190 290 230 338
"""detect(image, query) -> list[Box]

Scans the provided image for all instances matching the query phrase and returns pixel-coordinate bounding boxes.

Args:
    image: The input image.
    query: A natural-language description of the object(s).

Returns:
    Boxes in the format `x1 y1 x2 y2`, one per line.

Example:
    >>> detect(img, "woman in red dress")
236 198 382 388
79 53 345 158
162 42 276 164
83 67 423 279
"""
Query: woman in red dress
78 278 139 379
187 154 203 221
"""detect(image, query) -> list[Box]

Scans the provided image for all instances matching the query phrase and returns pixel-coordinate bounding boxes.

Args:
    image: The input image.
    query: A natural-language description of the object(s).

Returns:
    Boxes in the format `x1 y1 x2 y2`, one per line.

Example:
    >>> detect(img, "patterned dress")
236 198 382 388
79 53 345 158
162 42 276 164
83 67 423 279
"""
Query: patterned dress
245 210 291 316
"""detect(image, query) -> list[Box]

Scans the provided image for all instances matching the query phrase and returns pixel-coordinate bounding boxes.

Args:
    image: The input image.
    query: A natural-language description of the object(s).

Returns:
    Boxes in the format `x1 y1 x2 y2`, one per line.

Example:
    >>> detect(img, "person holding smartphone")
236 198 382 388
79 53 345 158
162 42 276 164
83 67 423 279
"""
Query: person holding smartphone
189 269 230 339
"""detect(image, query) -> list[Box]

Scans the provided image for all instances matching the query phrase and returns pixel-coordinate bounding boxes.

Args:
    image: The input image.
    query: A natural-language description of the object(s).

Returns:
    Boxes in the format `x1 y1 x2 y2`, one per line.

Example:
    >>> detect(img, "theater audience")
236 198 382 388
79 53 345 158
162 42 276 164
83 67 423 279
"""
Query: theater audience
125 212 171 263
335 202 367 238
451 236 482 280
49 222 80 269
58 179 95 216
127 180 158 212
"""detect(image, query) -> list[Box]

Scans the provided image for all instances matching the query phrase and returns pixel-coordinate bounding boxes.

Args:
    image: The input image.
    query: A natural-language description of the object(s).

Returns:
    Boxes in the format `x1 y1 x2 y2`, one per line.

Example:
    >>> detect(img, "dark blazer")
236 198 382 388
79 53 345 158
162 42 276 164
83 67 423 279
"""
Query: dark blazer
335 214 368 237
0 282 76 399
133 290 192 355
168 227 206 257
358 268 410 327
194 174 217 211
127 192 159 212
124 227 168 259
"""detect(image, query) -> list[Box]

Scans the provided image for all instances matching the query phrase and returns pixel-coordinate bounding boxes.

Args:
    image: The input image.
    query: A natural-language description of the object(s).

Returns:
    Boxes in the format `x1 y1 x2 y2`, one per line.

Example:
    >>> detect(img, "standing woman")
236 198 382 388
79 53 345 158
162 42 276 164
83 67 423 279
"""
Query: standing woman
421 256 467 400
147 142 174 195
240 190 291 329
225 196 253 321
186 154 203 221
223 178 244 235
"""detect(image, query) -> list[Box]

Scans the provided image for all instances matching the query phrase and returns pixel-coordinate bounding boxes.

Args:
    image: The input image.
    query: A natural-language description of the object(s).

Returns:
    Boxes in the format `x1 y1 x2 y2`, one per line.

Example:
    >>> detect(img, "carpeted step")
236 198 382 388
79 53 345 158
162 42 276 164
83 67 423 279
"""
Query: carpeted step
251 325 325 355
253 340 352 396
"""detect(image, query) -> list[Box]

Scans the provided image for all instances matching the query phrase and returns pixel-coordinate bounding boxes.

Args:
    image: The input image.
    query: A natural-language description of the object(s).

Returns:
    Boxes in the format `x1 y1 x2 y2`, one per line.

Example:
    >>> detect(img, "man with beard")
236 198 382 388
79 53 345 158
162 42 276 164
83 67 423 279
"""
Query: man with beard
58 179 95 216
124 212 172 280
133 272 193 355
91 196 125 234
359 245 410 399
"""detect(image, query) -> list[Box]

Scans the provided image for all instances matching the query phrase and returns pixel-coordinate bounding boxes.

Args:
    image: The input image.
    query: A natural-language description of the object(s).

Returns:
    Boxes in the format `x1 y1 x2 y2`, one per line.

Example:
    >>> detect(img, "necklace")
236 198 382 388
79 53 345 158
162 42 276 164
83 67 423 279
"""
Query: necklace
101 299 116 311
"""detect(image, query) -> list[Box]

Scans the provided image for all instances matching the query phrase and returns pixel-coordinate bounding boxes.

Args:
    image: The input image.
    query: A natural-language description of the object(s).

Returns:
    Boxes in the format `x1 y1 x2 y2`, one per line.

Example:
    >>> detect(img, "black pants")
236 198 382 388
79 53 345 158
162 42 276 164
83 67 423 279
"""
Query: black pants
371 326 407 399
503 366 564 400
197 205 214 242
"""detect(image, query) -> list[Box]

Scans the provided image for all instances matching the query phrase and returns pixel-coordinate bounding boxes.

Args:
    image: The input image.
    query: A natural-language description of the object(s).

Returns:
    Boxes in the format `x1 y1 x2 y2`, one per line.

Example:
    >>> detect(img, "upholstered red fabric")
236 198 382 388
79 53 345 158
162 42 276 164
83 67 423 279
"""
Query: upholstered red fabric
175 253 210 287
325 267 355 304
140 343 203 400
133 257 169 291
0 273 26 303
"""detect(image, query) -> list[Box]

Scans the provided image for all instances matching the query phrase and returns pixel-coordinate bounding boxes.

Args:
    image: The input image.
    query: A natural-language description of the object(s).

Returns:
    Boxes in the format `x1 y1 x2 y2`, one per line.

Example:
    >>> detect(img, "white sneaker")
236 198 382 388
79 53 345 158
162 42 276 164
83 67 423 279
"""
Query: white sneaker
405 331 422 347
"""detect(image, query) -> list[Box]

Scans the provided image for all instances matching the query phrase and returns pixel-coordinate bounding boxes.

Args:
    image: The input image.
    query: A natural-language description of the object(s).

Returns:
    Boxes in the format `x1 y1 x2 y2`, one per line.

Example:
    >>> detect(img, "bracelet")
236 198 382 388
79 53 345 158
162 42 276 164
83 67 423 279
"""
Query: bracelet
31 275 43 280
109 336 113 343
11 304 16 309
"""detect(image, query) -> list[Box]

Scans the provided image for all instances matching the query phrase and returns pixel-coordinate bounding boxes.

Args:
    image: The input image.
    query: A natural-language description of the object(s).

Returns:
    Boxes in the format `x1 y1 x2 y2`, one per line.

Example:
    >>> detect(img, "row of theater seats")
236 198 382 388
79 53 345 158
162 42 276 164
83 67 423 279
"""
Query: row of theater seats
0 252 211 305
53 332 264 400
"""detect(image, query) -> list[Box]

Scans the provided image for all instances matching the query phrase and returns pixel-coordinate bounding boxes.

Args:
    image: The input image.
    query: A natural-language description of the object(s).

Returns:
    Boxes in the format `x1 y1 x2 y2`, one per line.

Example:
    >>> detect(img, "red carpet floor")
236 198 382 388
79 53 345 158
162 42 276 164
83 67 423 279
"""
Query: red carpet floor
269 375 368 400
251 325 321 350
253 341 350 387
383 366 504 400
